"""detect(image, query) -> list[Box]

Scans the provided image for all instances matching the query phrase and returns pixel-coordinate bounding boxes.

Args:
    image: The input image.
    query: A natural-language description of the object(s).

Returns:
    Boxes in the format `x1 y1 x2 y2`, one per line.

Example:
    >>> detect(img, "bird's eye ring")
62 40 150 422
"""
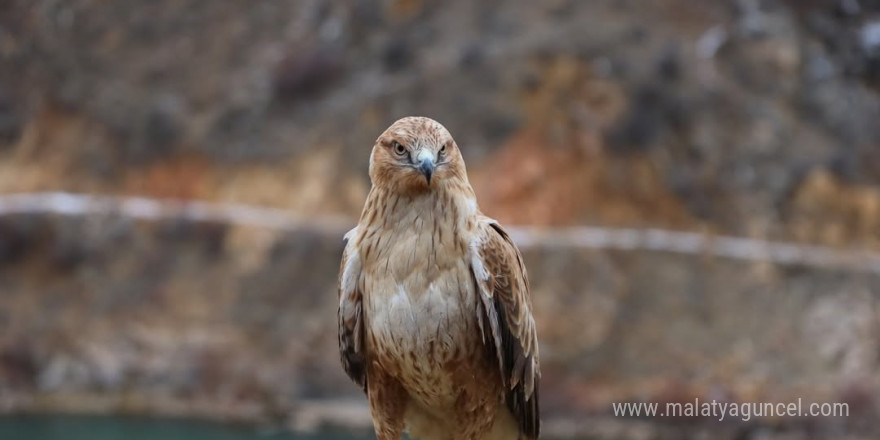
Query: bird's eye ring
392 141 406 156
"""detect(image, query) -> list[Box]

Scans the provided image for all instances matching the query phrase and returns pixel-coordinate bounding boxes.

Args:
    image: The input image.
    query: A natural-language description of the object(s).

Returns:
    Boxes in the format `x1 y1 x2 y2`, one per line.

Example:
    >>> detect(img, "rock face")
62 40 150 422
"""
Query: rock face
1 0 880 438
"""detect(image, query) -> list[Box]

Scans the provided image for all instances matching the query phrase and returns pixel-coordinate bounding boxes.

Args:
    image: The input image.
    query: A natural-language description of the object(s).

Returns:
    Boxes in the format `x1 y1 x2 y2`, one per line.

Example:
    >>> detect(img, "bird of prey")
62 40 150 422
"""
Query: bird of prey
337 117 540 440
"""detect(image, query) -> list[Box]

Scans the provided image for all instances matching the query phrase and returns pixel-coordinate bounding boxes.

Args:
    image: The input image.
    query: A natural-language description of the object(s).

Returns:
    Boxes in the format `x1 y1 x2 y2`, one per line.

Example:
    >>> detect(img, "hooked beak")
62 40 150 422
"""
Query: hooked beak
416 150 435 185
419 159 434 185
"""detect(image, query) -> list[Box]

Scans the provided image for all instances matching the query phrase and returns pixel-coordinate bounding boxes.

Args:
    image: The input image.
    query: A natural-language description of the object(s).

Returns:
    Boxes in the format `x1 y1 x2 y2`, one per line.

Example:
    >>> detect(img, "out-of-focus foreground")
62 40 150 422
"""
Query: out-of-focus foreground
1 1 880 439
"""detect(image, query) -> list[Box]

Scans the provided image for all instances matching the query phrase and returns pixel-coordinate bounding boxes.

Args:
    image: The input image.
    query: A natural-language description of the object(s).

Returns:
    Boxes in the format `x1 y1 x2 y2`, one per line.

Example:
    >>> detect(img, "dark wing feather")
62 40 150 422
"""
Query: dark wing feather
472 220 540 439
338 231 366 391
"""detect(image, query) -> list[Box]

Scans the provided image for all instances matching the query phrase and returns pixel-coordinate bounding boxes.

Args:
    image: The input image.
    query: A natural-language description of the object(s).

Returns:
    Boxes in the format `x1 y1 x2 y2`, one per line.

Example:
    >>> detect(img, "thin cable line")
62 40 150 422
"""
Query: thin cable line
1 192 878 274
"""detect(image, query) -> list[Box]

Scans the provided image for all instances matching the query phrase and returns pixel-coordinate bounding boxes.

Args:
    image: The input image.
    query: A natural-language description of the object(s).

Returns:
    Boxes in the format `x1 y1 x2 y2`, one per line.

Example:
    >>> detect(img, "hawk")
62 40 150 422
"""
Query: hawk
337 117 540 440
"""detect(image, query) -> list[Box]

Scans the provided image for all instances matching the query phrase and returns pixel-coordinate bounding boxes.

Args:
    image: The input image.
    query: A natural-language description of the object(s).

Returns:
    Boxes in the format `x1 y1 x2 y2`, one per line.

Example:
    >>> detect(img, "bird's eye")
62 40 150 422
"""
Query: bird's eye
439 143 447 155
392 141 406 156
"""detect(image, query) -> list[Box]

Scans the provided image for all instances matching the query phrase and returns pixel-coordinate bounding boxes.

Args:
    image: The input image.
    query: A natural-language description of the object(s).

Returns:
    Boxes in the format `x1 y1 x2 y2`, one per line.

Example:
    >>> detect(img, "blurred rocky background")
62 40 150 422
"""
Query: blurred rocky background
1 0 880 439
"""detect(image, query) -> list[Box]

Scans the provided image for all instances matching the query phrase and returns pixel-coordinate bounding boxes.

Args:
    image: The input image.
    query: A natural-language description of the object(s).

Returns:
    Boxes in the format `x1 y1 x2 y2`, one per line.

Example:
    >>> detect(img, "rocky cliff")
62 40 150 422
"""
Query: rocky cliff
1 1 880 439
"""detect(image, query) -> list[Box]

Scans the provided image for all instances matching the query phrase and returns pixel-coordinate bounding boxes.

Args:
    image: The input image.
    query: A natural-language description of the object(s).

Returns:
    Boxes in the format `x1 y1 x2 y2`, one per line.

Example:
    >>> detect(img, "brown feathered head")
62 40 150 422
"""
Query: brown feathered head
369 117 468 193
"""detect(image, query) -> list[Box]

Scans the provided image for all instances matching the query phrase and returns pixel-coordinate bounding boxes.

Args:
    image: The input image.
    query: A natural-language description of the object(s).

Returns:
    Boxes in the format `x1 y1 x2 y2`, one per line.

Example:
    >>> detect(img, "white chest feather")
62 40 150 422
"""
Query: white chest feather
365 260 476 358
364 260 479 409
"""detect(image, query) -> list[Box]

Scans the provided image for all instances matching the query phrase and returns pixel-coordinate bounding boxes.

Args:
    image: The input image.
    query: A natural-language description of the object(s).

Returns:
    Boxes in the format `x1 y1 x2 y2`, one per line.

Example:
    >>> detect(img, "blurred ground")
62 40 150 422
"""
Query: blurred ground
1 0 880 439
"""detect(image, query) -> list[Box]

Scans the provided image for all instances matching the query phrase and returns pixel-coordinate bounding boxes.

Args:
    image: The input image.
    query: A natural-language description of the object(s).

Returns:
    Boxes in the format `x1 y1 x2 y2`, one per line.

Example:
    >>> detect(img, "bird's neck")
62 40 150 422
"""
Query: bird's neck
358 182 478 247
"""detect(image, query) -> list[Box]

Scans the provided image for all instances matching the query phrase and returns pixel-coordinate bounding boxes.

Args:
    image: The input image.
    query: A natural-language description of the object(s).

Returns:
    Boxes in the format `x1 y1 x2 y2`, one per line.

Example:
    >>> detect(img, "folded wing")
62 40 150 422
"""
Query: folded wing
338 227 366 391
471 219 540 439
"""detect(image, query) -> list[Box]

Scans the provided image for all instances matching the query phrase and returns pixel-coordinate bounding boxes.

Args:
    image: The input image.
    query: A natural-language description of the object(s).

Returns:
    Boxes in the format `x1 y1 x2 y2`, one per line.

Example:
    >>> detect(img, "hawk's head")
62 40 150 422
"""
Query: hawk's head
369 117 468 193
